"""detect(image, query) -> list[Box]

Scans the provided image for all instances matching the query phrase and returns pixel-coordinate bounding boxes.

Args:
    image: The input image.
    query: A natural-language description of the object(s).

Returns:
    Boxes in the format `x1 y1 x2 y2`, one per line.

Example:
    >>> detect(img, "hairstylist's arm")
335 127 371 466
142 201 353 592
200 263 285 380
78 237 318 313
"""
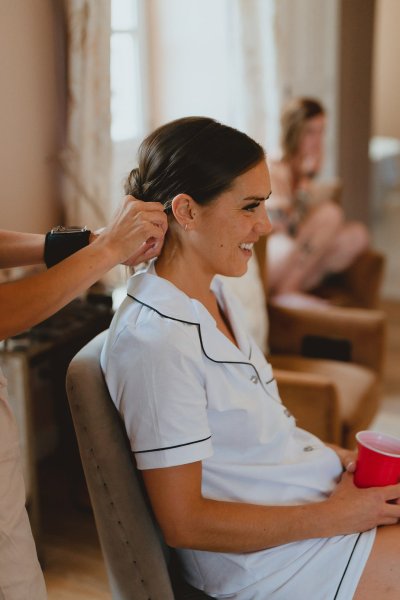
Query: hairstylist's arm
0 197 167 339
142 461 400 553
0 230 45 268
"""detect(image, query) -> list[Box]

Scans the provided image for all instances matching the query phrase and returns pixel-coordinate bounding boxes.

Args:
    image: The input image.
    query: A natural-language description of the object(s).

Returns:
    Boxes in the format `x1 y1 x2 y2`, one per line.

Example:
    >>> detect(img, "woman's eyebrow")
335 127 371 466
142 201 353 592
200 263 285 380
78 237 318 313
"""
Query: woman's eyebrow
243 191 272 202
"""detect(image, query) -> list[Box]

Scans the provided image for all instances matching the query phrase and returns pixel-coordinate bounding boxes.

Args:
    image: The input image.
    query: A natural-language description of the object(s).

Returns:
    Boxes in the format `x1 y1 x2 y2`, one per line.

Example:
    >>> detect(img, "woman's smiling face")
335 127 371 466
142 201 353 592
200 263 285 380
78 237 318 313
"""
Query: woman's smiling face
188 160 272 278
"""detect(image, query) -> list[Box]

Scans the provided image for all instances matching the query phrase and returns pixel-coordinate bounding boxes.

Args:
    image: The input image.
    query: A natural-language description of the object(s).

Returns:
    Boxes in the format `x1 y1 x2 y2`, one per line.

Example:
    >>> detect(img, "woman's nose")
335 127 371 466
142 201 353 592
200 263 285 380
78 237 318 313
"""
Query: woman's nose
255 206 272 236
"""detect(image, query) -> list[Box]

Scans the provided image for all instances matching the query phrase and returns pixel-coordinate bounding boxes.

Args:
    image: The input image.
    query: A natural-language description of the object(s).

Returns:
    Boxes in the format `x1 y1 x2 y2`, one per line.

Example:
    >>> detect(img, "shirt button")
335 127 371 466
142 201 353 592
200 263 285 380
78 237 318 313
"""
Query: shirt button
303 445 314 452
250 375 258 384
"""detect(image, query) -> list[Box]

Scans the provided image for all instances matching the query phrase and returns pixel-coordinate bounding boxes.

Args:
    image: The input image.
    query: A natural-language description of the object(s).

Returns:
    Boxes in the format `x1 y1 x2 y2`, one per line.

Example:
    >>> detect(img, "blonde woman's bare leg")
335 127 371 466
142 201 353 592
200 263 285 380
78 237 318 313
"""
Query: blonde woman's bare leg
267 232 297 292
322 221 370 274
268 202 343 294
299 220 370 291
353 524 400 600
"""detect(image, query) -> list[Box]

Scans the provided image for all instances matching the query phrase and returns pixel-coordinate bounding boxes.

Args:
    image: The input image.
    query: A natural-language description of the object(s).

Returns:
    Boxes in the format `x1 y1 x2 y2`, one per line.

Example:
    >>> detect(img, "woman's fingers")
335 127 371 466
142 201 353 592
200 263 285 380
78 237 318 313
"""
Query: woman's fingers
382 482 400 502
104 197 168 265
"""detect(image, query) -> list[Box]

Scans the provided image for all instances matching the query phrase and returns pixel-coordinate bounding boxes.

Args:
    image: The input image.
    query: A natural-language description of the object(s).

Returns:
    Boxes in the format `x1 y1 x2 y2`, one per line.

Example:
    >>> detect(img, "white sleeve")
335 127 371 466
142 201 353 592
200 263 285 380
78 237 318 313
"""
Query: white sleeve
103 316 213 469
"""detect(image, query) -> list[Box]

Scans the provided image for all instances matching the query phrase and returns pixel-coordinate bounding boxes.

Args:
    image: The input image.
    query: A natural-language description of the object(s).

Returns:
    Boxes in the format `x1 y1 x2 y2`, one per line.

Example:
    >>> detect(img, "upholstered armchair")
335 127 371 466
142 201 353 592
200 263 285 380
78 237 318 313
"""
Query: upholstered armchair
309 248 385 309
253 237 387 449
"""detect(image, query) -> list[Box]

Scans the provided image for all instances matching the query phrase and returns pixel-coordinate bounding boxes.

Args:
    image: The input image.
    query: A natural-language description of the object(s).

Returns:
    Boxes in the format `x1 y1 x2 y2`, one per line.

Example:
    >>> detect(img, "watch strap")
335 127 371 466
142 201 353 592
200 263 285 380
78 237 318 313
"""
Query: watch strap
44 229 91 268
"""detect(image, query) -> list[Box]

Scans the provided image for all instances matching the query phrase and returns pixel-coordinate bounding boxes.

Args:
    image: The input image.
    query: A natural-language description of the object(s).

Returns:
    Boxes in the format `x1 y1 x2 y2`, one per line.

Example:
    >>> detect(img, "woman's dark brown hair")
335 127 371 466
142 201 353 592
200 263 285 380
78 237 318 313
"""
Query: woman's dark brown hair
125 116 265 213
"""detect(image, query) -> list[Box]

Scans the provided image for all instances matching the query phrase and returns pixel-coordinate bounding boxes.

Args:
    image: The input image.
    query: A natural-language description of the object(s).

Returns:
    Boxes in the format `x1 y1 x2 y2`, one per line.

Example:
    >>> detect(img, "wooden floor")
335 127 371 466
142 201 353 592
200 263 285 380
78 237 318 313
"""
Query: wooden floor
40 300 400 600
40 460 111 599
44 518 110 600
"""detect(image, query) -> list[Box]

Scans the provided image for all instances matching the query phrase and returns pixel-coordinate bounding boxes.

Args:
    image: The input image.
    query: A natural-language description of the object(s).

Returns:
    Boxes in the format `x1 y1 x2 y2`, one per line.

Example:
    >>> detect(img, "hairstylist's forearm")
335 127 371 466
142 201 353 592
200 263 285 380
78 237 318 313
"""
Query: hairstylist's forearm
0 198 167 339
0 230 45 268
0 240 118 339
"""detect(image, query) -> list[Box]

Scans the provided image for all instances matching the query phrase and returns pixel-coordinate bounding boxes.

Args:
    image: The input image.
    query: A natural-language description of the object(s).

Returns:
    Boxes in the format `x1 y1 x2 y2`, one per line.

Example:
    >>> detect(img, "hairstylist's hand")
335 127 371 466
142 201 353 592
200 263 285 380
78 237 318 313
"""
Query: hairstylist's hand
92 196 167 267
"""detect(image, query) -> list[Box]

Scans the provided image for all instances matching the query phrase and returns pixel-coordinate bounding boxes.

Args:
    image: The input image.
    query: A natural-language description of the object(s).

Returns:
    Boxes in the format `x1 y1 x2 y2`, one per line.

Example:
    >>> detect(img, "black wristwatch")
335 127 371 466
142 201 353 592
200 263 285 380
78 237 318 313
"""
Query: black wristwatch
44 226 91 268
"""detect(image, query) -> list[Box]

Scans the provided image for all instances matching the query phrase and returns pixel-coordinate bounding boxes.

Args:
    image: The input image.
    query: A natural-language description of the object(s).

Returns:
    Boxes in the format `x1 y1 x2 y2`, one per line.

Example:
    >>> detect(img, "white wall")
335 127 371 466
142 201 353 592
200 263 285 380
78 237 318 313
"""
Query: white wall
0 0 62 233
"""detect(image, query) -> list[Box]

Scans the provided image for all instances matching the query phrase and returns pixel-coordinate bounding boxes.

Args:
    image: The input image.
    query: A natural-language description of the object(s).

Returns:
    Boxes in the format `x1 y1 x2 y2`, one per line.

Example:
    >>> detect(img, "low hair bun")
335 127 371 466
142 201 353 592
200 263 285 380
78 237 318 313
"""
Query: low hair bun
124 116 265 211
124 167 144 199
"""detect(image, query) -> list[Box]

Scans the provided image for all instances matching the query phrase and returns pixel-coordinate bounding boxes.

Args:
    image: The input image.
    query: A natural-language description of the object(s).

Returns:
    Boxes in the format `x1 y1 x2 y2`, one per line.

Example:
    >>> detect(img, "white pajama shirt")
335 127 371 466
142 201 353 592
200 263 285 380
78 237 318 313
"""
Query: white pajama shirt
101 262 375 599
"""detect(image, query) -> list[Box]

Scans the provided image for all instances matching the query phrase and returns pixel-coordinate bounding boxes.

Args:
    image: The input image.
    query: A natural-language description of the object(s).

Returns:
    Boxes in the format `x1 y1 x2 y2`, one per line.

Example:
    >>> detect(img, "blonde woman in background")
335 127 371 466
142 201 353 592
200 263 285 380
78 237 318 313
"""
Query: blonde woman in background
267 97 369 299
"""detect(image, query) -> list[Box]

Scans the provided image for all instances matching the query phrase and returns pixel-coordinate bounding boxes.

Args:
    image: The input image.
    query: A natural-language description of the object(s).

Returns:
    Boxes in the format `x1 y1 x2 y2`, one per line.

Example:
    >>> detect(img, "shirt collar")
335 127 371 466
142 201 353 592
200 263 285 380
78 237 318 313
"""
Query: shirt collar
126 261 252 363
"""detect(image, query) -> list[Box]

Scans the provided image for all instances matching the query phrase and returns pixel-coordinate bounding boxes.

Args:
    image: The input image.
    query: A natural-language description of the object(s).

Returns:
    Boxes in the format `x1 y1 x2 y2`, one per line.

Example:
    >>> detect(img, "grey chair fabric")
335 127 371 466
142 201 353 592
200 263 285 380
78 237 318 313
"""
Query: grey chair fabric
66 331 212 600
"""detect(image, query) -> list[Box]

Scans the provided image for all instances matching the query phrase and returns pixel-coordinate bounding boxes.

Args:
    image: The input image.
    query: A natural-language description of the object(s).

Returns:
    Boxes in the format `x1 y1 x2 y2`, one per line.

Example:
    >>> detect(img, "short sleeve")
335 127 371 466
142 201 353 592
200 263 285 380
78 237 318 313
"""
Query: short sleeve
102 314 213 469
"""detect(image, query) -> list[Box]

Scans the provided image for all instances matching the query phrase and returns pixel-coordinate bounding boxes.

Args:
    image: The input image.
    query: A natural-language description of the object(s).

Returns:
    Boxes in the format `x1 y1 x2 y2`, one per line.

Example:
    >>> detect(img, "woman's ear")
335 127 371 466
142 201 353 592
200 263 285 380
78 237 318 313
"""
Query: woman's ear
171 194 197 230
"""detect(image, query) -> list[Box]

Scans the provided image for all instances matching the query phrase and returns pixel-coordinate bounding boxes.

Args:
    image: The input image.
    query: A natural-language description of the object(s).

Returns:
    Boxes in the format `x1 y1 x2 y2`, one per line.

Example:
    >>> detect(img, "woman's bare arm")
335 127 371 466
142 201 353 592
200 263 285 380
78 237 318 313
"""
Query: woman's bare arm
142 462 400 553
0 231 45 268
0 197 167 340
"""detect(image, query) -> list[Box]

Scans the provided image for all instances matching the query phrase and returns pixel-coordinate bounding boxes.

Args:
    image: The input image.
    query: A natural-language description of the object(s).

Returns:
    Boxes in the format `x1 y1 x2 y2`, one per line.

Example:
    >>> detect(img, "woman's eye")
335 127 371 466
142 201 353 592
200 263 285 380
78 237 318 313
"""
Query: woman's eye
243 202 260 212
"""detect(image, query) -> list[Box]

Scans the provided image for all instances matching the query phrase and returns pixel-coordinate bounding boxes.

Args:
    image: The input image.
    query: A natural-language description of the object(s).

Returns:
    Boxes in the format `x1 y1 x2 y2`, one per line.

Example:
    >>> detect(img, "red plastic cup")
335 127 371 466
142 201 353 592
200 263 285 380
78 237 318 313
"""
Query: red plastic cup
354 430 400 488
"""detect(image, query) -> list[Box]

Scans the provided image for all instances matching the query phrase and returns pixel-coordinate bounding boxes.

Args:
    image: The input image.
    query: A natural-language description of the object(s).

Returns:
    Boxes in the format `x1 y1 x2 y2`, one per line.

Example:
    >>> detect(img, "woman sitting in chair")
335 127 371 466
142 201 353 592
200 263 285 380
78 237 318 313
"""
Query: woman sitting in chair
267 97 370 298
101 117 399 600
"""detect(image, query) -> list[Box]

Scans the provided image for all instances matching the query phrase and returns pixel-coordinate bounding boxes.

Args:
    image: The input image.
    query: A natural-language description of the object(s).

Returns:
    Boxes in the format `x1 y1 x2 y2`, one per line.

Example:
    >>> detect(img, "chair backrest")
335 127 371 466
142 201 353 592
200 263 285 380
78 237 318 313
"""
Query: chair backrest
66 331 175 600
66 331 212 600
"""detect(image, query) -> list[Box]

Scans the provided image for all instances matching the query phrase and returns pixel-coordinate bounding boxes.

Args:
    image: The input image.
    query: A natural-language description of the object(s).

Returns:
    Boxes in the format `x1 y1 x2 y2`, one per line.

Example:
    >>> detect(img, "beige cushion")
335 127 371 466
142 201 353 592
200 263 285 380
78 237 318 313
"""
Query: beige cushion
269 354 377 426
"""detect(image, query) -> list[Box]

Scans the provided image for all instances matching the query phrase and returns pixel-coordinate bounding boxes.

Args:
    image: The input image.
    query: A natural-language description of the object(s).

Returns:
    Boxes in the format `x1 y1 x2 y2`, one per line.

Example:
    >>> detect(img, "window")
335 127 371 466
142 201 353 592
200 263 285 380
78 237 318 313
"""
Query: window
110 0 147 204
111 0 142 141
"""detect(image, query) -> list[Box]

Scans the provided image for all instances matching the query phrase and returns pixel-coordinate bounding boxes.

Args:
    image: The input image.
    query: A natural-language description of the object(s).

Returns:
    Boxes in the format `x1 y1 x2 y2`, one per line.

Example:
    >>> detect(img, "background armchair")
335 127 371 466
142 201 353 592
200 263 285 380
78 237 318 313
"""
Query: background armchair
254 237 387 448
309 248 385 309
66 331 212 600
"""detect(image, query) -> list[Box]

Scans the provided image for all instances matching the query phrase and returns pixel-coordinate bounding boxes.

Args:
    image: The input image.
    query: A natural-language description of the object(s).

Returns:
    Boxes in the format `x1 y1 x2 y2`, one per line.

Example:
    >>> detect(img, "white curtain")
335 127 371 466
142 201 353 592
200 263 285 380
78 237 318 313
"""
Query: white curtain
229 0 280 155
61 0 111 229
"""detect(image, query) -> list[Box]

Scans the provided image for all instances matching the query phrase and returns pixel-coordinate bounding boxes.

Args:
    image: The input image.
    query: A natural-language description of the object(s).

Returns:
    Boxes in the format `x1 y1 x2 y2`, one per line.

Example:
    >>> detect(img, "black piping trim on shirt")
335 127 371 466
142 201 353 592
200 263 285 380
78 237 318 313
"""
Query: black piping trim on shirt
333 532 362 600
134 435 212 454
128 293 265 378
127 294 279 405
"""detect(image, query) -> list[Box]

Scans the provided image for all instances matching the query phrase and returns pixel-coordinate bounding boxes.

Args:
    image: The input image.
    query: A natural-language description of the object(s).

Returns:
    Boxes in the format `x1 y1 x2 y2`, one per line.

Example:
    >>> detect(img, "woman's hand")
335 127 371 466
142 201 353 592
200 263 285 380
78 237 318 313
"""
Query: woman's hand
326 472 400 534
92 196 167 266
324 443 400 534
